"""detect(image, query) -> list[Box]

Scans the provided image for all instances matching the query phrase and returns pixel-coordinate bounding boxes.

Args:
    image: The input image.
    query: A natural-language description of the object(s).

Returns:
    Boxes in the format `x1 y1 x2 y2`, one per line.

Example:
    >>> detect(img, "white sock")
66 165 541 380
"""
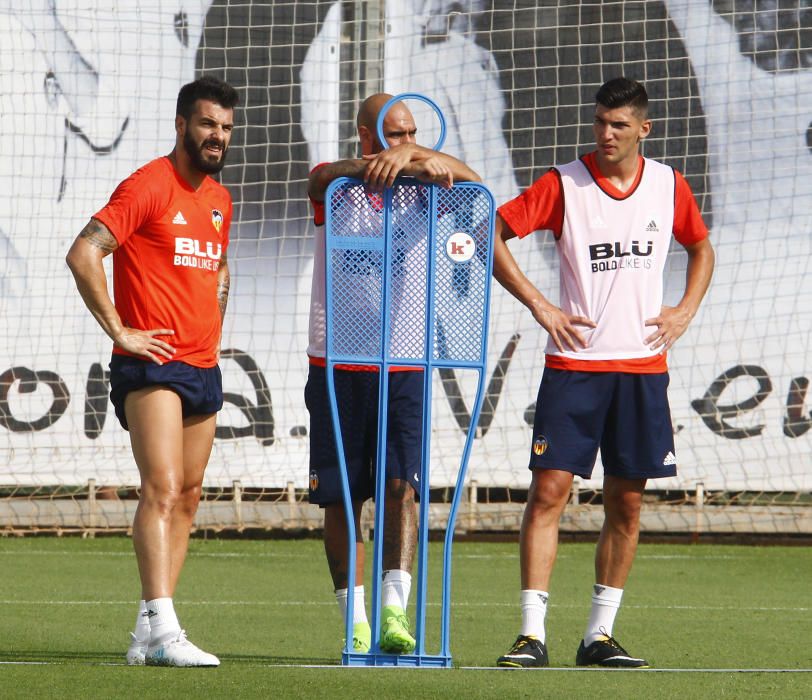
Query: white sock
520 589 549 643
132 599 150 643
583 584 623 645
146 597 181 645
335 585 368 624
381 569 411 610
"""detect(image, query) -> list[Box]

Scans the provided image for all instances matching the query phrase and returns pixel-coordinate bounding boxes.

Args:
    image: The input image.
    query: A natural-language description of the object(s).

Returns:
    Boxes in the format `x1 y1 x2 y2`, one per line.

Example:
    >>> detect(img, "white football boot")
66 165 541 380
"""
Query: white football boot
145 630 220 667
126 632 148 666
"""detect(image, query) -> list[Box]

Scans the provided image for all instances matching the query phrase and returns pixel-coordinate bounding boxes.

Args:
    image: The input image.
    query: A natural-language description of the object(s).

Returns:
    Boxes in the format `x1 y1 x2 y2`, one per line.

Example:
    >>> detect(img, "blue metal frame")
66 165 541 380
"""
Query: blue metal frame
324 176 494 667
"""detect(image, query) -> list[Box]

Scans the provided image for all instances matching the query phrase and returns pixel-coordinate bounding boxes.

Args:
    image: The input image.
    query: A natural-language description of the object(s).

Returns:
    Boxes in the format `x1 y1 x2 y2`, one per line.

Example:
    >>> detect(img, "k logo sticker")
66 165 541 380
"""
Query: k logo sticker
211 209 224 233
445 231 475 263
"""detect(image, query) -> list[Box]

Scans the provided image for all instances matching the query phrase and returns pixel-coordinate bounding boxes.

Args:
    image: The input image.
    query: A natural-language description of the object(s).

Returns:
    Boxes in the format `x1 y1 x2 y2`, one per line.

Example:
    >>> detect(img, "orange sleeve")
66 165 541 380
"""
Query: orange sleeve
309 162 330 226
497 169 564 239
93 164 168 246
673 171 708 246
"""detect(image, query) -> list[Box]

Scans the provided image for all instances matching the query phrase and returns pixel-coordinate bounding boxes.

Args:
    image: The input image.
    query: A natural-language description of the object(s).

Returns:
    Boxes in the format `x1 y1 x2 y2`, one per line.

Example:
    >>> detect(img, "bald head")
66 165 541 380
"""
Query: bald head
356 93 417 155
357 93 393 131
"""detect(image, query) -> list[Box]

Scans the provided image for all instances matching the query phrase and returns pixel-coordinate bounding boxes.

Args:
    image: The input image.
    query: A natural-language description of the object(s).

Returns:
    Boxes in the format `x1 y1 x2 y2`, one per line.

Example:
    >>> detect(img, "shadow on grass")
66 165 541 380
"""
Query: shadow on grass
218 654 339 666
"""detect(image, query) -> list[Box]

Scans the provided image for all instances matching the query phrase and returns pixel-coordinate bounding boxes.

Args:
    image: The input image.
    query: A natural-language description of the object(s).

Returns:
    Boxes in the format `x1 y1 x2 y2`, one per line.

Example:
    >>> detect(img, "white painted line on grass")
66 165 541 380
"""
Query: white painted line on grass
0 661 52 666
0 550 311 559
0 600 807 613
0 550 764 561
0 660 809 672
462 666 812 673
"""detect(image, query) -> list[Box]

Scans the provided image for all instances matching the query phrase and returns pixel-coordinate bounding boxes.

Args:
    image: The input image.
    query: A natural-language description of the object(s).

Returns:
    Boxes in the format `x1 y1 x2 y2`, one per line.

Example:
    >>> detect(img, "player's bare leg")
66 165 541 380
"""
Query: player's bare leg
126 387 219 667
576 475 648 668
324 501 366 589
520 469 573 591
595 476 646 589
128 388 184 603
382 478 417 571
166 413 217 595
497 469 571 667
324 501 370 651
379 478 417 653
124 388 182 664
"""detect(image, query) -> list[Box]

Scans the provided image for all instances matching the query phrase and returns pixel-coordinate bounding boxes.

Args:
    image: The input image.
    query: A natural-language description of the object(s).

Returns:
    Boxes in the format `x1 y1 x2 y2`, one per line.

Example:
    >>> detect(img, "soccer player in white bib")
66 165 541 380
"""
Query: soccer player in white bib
493 78 714 668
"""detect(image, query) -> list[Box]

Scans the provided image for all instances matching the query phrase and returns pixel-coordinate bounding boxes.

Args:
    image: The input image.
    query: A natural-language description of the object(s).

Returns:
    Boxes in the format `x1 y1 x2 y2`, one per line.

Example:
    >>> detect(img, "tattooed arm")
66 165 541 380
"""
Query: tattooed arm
66 218 176 364
307 159 368 202
215 253 229 362
216 253 230 322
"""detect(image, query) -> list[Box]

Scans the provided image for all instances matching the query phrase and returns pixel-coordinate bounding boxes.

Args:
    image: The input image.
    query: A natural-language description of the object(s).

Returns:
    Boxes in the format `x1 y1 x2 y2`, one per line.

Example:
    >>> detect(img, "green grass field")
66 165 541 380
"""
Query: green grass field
0 537 809 698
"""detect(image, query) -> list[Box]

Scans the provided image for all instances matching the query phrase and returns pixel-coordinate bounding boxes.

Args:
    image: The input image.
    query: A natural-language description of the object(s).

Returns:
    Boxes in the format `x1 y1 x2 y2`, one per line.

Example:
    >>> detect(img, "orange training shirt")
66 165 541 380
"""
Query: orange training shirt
94 156 232 367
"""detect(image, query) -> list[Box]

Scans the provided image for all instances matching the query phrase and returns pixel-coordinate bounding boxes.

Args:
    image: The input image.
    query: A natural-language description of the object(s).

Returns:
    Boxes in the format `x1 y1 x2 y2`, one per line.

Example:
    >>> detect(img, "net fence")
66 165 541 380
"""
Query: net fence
0 0 809 534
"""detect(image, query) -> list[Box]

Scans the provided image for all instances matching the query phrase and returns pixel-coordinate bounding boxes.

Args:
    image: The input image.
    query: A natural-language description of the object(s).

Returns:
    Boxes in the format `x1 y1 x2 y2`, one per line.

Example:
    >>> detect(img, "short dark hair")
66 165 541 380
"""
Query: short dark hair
176 75 239 120
595 77 648 116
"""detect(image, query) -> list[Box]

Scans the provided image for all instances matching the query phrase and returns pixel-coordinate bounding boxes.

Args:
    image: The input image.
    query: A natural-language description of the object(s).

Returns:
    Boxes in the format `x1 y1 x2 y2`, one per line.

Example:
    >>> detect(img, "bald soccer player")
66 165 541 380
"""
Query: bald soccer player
306 93 480 655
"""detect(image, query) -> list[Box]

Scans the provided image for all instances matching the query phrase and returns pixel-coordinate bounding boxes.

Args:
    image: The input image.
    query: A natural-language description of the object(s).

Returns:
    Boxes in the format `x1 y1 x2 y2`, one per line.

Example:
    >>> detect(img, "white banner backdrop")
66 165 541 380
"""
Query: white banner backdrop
0 1 809 491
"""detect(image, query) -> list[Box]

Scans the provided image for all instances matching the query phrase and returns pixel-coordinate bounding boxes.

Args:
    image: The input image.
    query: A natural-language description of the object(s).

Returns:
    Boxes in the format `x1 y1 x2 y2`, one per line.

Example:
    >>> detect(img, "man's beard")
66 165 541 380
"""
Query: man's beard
183 129 228 175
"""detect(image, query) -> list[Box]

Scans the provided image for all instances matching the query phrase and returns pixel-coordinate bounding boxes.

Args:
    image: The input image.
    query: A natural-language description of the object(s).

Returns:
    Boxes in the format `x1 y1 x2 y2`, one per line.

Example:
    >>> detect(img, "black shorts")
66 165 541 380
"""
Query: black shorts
529 367 676 480
108 355 223 431
305 365 424 506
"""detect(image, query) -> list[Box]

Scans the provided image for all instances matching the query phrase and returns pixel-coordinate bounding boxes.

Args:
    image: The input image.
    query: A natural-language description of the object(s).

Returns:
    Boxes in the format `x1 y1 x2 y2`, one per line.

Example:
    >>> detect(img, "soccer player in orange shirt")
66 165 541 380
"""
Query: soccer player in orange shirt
66 75 238 667
494 78 714 668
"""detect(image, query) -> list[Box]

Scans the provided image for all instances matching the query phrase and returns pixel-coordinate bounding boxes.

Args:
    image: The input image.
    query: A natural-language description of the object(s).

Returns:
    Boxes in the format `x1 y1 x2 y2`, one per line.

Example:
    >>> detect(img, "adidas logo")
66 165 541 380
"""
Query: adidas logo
593 585 606 596
172 211 187 225
645 220 659 232
662 451 677 466
146 609 159 618
591 215 608 229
